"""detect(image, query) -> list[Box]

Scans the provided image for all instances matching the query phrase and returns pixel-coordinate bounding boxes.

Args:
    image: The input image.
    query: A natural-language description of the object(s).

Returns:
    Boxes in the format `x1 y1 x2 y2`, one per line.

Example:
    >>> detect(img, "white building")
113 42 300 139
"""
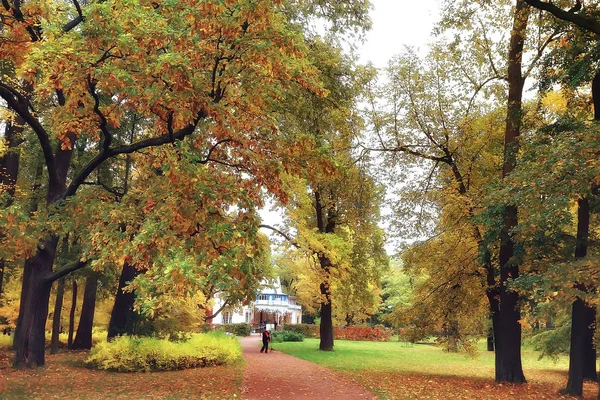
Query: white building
211 278 302 331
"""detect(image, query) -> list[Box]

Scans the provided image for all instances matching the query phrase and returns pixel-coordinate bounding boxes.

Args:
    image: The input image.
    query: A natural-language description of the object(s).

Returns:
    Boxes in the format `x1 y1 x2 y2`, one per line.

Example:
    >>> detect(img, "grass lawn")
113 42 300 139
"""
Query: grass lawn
272 339 599 399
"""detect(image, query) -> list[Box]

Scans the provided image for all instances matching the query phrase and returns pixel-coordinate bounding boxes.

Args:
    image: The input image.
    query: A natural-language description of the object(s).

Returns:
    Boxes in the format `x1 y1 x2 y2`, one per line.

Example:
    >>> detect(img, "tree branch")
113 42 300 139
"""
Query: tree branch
0 82 58 184
203 297 230 320
62 111 207 199
45 260 87 283
259 224 301 249
87 76 112 150
362 144 452 165
523 0 600 36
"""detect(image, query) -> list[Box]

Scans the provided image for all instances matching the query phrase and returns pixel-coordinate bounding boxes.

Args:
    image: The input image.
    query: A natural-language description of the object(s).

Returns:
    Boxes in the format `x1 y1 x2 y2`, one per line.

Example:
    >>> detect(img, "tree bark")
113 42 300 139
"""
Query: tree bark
71 274 98 350
495 0 529 384
108 261 139 339
50 279 65 354
68 281 78 349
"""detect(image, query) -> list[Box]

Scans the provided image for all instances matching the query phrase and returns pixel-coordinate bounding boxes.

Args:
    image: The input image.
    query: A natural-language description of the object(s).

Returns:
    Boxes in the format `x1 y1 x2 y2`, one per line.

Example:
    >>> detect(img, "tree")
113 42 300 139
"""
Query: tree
0 0 328 367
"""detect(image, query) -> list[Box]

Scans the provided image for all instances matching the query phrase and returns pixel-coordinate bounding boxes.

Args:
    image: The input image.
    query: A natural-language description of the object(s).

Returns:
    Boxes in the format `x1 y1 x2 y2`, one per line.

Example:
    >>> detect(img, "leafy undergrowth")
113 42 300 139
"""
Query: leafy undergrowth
275 339 599 399
0 349 244 399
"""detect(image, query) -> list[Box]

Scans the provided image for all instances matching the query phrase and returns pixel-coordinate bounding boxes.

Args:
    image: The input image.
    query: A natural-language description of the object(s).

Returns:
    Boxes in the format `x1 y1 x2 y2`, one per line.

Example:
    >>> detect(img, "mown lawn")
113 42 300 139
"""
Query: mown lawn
272 339 599 399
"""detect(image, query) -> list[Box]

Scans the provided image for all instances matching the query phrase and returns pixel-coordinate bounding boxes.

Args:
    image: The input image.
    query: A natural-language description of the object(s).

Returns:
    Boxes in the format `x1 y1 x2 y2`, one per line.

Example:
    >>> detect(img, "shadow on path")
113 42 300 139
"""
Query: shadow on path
239 334 377 400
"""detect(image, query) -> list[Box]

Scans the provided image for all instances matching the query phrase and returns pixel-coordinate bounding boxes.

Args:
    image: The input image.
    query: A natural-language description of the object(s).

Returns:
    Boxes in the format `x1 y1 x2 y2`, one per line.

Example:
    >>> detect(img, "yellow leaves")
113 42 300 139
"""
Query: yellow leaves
541 91 568 115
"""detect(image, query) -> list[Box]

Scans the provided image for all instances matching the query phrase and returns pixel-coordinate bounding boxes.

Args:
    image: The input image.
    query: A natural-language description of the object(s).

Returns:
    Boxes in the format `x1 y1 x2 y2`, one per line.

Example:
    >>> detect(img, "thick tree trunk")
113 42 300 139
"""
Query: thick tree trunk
495 0 529 384
13 130 75 366
50 279 65 354
567 298 588 396
314 189 336 351
108 261 139 339
583 306 597 381
68 281 78 349
13 236 58 367
319 279 334 351
566 197 596 395
71 274 98 350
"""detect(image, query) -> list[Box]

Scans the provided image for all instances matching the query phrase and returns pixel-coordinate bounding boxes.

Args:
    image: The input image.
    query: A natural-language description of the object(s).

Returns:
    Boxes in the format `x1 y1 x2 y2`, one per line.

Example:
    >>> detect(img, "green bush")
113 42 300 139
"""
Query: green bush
271 330 304 343
85 331 241 372
222 323 252 337
283 324 319 338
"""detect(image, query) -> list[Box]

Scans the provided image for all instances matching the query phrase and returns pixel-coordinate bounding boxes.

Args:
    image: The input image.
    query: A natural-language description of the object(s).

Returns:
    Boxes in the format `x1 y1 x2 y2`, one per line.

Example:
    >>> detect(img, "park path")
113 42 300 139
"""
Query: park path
239 334 377 400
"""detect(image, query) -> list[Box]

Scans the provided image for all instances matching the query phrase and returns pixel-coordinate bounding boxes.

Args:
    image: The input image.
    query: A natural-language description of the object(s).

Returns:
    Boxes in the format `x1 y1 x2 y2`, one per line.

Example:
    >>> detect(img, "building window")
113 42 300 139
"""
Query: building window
258 294 267 301
245 311 251 323
223 311 232 324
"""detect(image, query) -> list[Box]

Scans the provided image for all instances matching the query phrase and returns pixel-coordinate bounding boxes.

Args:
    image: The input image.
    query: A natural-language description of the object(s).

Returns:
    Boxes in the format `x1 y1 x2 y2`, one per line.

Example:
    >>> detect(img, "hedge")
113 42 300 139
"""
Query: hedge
334 325 392 342
282 324 319 338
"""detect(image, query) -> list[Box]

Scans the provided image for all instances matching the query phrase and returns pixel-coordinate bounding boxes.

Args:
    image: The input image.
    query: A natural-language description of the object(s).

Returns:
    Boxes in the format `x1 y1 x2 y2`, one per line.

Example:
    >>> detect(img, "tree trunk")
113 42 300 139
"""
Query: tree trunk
71 274 98 350
68 281 78 349
487 324 494 352
50 279 65 354
108 261 139 339
567 298 588 396
583 306 597 381
319 279 334 351
13 236 58 367
314 189 336 351
495 0 529 384
13 129 75 366
0 113 26 298
566 197 596 395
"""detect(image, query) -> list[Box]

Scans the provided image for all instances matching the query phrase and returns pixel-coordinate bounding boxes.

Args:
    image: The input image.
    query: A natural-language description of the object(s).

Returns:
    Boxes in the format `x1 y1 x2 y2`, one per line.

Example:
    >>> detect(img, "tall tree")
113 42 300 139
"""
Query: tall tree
0 0 327 367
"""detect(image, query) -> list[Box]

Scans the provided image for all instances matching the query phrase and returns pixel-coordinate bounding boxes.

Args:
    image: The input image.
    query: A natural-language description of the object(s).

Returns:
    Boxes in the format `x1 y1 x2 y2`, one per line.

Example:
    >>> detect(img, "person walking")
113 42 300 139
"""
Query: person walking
260 330 271 353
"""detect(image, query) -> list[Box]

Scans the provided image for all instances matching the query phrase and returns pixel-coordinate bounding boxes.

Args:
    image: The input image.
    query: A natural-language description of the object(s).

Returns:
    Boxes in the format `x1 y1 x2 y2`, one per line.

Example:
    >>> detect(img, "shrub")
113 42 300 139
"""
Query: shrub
222 323 252 337
334 325 392 342
283 324 319 338
85 331 241 372
272 331 304 343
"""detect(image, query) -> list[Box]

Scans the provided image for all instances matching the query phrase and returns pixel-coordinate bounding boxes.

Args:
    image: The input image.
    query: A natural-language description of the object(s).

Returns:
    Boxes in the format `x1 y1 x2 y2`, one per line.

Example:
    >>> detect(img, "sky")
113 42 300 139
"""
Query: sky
259 1 441 248
357 0 440 68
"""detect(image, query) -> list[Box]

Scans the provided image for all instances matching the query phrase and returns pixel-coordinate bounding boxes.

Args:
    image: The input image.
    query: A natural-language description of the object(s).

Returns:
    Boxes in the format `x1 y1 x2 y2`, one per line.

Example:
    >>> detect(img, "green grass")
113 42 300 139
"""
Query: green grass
272 338 570 378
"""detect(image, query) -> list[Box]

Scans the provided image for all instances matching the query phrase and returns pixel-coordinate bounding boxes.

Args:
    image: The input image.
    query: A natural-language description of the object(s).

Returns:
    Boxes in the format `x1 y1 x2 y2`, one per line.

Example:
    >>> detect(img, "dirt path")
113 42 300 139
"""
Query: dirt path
239 335 377 400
